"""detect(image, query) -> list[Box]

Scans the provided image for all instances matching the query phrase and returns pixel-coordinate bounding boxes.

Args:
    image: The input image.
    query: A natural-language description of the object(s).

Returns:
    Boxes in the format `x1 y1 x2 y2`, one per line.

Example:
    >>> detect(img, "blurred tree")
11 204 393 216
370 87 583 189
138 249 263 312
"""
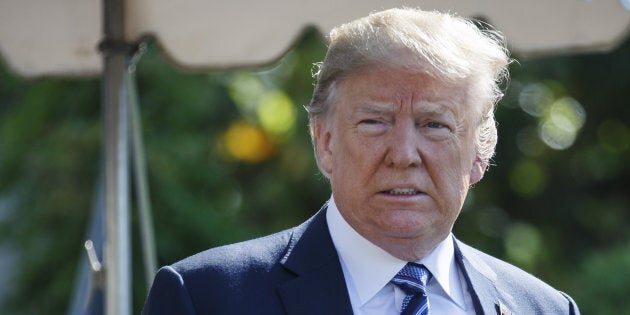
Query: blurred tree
0 70 101 313
0 29 628 314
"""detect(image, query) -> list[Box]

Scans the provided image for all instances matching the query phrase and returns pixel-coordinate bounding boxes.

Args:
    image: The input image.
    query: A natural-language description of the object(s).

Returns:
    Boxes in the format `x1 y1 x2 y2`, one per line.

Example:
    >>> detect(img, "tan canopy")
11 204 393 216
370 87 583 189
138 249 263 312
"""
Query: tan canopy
1 0 629 78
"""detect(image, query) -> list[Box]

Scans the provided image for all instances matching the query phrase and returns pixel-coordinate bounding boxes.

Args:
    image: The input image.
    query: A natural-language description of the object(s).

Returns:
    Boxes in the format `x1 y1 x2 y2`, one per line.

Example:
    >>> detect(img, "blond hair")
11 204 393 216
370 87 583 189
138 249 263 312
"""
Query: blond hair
306 8 510 173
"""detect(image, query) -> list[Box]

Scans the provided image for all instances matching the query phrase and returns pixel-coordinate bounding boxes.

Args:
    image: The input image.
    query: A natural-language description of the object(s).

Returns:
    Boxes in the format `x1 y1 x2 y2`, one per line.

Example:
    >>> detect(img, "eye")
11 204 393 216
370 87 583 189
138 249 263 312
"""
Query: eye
420 120 453 140
357 118 389 135
426 121 446 129
360 119 381 125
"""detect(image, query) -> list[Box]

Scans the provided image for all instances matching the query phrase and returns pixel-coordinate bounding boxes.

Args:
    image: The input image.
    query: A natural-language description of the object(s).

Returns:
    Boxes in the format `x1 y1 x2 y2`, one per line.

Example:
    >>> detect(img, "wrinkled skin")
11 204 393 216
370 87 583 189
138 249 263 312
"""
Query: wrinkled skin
314 67 485 261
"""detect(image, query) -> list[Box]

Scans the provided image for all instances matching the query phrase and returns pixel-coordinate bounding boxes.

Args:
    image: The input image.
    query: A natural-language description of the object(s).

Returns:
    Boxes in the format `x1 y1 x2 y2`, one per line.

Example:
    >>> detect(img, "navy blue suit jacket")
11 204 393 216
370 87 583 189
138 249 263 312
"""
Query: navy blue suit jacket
142 207 579 314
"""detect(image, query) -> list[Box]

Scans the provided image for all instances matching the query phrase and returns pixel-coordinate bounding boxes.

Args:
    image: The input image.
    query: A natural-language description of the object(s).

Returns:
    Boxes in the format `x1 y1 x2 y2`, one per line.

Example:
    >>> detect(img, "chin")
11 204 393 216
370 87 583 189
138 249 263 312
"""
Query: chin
380 221 431 239
381 209 431 226
383 215 449 238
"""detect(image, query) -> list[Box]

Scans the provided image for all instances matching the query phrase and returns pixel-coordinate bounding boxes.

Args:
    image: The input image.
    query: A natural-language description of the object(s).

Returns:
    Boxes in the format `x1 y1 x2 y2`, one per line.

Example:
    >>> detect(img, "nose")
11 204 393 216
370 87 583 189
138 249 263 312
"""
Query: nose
385 122 421 168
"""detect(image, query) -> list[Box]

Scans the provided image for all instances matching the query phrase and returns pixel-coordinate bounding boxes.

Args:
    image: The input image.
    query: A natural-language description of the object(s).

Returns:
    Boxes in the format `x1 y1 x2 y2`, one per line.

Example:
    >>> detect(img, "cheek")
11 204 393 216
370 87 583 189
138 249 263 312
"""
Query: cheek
426 142 472 190
331 137 385 186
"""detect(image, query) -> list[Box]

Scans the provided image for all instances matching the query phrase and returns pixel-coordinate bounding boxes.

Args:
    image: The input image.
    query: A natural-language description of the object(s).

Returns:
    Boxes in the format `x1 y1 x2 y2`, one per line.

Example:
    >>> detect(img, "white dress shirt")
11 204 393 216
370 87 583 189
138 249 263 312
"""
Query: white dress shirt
326 196 476 315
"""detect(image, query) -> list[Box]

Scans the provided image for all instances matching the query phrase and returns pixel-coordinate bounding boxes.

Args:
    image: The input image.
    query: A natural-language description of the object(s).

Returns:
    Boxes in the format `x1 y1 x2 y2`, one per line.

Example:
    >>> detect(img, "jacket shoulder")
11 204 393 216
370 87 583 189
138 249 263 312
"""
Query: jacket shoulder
456 240 580 314
156 228 297 314
172 228 293 275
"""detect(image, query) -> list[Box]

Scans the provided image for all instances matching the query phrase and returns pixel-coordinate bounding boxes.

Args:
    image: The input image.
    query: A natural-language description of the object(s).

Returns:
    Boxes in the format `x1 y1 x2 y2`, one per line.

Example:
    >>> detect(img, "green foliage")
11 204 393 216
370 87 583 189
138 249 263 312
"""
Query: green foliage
455 38 630 312
575 243 630 314
0 70 101 313
0 29 628 314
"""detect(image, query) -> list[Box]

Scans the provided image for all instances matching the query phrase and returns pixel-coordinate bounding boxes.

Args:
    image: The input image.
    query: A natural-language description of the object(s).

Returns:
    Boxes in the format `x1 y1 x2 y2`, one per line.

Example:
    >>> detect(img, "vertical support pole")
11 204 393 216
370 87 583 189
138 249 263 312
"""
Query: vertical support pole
101 0 131 314
128 52 158 286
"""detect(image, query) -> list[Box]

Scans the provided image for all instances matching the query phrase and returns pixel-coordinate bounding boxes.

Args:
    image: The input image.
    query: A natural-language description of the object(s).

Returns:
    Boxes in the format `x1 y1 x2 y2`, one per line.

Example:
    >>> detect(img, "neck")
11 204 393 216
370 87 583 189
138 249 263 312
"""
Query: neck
367 233 448 261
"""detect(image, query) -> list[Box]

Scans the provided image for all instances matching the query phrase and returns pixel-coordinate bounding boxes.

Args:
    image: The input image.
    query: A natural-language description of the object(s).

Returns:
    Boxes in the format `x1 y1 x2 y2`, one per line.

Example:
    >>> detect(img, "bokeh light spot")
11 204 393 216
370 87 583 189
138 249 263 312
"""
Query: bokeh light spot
538 97 585 150
222 121 274 163
539 120 577 150
549 97 586 132
229 72 265 115
518 83 553 117
509 159 546 197
505 222 542 268
257 90 296 138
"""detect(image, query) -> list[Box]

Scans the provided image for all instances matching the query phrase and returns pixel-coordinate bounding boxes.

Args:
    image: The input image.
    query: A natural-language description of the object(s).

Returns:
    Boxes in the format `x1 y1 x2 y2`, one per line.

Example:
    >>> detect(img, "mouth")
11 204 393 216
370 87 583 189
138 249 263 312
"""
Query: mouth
382 187 423 196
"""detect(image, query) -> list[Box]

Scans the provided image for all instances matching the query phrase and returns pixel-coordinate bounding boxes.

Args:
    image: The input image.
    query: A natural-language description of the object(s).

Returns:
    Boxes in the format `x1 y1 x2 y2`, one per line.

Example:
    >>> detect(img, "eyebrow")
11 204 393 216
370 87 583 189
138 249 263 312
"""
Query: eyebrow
416 101 454 116
356 100 455 117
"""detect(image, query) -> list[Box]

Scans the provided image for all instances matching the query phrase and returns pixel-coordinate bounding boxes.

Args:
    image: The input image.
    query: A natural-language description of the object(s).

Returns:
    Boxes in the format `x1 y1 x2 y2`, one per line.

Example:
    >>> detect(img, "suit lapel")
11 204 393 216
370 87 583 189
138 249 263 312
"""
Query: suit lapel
454 239 515 315
277 207 353 315
275 210 518 315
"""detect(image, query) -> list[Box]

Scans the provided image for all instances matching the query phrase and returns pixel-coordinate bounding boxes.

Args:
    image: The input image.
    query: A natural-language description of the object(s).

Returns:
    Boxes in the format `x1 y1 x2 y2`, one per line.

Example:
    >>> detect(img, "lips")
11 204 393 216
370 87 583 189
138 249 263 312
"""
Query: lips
383 187 422 195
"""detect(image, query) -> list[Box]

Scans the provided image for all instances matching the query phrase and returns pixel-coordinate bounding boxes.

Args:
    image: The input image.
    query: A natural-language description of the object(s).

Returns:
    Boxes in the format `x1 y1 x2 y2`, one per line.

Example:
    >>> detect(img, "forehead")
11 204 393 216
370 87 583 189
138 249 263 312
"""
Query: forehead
336 67 472 114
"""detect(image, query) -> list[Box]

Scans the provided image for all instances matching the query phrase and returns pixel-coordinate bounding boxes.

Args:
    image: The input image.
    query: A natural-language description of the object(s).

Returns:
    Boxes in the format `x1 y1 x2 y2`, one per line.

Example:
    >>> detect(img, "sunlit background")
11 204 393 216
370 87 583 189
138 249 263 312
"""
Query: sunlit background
0 29 628 314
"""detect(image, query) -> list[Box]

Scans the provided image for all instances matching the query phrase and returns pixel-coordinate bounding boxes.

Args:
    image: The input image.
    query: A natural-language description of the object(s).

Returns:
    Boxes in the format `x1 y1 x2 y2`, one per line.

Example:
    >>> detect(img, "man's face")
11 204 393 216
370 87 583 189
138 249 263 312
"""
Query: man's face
314 67 485 260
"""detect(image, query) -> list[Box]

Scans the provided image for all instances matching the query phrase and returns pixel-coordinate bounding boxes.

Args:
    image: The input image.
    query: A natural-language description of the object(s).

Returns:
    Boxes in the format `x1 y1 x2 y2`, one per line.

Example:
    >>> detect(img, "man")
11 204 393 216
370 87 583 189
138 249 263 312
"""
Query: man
143 8 580 315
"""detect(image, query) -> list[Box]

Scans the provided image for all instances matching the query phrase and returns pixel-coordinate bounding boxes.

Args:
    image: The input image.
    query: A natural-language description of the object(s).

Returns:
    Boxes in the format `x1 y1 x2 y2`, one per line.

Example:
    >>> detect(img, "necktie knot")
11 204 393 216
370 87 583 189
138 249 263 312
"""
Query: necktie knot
391 263 431 315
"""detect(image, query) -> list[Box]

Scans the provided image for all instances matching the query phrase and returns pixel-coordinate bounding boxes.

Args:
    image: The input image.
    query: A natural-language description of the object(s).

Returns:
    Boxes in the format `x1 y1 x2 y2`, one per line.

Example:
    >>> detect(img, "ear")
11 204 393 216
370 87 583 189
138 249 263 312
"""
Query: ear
469 155 486 185
314 119 334 175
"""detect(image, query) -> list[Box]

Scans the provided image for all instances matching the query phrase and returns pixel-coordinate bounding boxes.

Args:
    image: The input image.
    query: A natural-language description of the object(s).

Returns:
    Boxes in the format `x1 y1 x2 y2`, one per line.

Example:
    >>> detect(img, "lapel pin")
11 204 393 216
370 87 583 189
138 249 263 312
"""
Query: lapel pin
496 301 512 315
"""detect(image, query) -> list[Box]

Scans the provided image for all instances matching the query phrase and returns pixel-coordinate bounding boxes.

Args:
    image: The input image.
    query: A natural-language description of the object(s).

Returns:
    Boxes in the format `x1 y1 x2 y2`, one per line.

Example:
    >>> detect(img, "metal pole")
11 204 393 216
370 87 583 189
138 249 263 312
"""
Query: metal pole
101 0 131 314
128 53 158 286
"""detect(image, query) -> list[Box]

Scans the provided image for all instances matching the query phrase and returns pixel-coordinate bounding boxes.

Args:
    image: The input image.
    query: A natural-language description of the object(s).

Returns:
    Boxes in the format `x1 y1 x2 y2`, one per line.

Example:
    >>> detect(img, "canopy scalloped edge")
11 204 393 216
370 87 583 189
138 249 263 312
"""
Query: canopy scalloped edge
1 0 629 78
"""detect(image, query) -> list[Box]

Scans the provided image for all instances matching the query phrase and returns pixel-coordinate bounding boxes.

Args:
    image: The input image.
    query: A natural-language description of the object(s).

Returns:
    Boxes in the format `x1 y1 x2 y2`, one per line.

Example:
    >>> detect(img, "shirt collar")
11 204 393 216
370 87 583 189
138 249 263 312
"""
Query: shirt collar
326 195 462 308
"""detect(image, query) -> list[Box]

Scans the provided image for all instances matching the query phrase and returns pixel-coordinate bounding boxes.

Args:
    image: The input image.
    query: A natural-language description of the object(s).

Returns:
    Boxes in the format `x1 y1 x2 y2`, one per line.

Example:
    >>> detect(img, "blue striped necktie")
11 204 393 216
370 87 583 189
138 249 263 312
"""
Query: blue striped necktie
391 263 432 315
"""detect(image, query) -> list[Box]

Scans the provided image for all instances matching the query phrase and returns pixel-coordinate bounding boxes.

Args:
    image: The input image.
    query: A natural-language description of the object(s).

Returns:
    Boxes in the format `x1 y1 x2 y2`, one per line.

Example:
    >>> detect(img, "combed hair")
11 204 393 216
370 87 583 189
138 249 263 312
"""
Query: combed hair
306 8 511 173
